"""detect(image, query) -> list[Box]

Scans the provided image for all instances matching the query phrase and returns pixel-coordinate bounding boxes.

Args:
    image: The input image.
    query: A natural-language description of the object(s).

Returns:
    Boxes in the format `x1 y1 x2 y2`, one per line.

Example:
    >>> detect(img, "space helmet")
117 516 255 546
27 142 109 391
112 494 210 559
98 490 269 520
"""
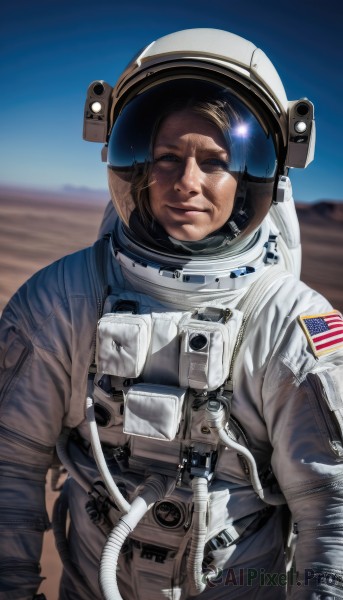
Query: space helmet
83 28 315 253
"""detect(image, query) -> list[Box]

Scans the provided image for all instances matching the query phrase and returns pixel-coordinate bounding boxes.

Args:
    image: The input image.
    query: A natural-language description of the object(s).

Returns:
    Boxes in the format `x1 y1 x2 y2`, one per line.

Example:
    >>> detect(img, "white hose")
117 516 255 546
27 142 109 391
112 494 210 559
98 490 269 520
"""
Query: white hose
204 400 285 505
217 427 286 505
99 474 172 600
185 419 285 596
86 396 131 514
187 477 209 595
100 496 148 600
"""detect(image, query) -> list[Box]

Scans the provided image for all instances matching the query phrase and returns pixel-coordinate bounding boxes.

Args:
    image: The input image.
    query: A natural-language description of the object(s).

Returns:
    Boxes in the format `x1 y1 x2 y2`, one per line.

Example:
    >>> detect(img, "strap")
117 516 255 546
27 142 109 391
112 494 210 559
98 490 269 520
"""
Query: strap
89 235 111 372
228 265 292 385
93 234 111 304
205 506 274 553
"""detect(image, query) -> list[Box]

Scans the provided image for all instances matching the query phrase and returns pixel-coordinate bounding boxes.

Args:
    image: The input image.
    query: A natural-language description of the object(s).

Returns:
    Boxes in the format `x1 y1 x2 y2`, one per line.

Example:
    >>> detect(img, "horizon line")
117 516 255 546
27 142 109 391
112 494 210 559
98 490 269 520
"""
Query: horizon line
0 182 342 206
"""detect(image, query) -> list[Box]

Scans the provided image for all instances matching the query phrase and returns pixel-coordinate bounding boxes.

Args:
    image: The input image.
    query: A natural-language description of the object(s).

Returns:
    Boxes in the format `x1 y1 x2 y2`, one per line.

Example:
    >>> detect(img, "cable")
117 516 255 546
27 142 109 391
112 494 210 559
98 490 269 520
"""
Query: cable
56 427 91 493
86 396 131 514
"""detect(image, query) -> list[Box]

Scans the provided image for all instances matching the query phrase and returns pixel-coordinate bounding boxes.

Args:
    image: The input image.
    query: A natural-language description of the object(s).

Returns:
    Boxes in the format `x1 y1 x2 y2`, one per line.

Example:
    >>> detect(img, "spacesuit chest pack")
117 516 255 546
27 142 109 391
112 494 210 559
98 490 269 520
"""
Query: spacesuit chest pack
90 290 244 488
75 282 286 598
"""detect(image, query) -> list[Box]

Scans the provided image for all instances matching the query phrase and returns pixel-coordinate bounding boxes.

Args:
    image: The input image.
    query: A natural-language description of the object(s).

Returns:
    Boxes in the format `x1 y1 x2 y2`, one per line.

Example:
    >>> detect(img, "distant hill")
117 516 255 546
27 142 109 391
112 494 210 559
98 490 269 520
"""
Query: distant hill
296 200 343 221
0 187 342 312
296 201 343 312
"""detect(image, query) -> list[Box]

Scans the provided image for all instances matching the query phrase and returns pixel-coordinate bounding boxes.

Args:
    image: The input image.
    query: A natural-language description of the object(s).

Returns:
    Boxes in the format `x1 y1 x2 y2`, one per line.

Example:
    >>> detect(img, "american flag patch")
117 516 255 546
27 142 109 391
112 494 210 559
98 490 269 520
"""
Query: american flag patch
299 310 343 357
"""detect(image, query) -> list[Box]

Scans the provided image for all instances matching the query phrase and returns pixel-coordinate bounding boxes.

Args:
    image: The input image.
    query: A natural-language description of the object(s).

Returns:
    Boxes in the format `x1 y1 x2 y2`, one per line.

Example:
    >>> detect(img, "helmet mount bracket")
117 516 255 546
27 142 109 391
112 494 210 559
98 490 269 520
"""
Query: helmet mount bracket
83 80 113 143
285 99 315 169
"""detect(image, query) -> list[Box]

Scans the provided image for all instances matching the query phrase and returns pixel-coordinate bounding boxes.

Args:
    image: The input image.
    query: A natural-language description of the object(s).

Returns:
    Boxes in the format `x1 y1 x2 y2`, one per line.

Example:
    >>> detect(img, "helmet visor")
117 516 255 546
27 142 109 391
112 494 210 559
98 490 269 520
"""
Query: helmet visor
107 79 278 244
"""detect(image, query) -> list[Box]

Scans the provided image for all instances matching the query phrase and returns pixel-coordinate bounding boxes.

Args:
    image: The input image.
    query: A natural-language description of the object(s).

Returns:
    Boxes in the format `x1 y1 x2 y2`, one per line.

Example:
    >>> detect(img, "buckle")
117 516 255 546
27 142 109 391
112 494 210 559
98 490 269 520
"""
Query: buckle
206 528 237 552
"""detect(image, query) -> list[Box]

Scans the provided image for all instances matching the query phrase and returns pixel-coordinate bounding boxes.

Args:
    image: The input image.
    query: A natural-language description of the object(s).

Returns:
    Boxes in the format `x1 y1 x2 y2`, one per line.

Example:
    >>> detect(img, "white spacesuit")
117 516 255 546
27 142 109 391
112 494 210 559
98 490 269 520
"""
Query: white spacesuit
1 28 343 600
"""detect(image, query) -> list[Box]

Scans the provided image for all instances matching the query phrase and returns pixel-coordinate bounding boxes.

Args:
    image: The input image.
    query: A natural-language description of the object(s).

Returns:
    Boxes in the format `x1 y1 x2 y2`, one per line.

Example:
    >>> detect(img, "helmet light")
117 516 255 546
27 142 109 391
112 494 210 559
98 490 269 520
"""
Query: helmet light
90 101 103 114
294 121 307 133
286 98 315 168
83 80 113 143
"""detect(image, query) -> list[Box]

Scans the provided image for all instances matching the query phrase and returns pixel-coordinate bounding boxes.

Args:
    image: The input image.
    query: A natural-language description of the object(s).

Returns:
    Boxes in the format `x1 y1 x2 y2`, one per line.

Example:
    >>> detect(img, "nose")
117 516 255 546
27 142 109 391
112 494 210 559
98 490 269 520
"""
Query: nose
174 158 202 195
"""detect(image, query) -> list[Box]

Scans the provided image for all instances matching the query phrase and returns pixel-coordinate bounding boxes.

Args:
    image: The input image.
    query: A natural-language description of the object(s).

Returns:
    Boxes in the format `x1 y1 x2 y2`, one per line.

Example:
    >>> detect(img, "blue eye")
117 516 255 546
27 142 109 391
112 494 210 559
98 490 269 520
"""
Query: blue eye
204 158 229 170
155 154 179 163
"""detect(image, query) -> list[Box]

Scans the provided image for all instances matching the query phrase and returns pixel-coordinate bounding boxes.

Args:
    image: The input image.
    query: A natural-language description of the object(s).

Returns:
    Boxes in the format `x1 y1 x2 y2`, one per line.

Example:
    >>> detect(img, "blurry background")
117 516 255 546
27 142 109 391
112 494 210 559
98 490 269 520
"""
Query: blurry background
1 0 343 201
1 1 342 598
1 0 343 313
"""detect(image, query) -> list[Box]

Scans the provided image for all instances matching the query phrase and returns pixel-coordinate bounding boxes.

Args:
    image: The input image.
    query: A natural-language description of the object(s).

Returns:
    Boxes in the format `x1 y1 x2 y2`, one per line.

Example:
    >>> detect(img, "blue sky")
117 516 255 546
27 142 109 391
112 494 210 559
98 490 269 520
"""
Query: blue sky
1 0 342 202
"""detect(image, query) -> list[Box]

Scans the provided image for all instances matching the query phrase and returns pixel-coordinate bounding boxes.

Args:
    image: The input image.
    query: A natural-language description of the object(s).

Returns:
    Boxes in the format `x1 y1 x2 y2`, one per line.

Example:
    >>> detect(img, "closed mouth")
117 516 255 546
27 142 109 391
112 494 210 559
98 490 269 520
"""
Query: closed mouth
167 205 206 212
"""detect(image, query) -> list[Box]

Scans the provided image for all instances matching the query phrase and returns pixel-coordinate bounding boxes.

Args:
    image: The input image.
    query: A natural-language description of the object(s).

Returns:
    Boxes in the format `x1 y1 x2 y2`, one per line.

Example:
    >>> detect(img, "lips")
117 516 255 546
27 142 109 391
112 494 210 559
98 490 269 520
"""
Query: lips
167 205 207 213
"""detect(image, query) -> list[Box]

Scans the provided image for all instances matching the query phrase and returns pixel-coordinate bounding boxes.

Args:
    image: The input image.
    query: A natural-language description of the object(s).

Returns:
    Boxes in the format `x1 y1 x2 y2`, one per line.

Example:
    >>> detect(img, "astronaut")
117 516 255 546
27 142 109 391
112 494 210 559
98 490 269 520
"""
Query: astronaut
1 28 343 600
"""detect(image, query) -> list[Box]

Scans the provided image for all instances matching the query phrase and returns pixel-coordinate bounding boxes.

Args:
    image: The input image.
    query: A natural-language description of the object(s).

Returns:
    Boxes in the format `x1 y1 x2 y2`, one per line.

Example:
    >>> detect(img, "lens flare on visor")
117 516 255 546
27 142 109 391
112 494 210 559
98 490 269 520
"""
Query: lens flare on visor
234 123 249 137
107 79 278 247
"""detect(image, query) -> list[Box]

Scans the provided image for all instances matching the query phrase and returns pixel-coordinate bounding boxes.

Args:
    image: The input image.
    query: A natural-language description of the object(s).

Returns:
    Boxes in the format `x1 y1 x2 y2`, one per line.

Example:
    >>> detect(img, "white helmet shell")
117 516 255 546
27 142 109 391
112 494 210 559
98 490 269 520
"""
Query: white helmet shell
112 29 289 142
82 28 313 270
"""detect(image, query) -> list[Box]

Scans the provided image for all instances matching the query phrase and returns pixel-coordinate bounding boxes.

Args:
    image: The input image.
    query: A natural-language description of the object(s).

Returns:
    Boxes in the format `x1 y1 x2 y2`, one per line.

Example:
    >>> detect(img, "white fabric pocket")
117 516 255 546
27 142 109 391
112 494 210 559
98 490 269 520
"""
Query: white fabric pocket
123 383 186 440
179 310 243 391
96 313 151 378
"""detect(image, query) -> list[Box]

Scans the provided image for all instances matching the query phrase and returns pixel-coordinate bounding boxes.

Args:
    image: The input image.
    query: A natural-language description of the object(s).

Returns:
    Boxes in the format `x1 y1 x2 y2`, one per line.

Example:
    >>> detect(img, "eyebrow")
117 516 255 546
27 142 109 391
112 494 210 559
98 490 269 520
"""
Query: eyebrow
154 143 229 155
154 143 180 151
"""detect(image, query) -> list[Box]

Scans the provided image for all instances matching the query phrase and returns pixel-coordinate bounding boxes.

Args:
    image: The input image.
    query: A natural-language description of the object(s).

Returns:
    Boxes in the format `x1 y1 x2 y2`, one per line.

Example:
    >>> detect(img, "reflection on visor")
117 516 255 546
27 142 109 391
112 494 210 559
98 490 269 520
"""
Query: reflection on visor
108 79 277 181
107 79 278 245
234 123 249 137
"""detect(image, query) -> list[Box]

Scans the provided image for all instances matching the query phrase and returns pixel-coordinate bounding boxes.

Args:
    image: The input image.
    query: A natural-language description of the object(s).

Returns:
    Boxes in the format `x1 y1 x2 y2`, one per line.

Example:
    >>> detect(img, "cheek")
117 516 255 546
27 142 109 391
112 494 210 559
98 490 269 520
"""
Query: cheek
150 167 173 188
148 170 172 211
211 177 237 216
147 179 159 216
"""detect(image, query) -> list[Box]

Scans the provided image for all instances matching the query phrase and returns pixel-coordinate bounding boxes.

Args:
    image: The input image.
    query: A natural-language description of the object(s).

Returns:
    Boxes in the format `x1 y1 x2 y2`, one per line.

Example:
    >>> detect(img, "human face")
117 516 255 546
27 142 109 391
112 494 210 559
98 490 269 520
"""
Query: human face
148 109 237 242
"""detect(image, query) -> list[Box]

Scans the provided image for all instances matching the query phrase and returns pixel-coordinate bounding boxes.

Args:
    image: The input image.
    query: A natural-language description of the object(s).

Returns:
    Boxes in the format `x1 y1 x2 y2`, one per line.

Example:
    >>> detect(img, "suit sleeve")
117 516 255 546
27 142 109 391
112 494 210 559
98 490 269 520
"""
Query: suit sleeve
0 279 72 599
263 319 343 599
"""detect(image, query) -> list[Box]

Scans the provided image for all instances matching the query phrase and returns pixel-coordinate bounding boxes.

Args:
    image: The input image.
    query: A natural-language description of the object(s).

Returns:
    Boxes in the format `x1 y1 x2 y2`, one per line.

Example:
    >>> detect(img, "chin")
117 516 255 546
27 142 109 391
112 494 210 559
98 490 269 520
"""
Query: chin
170 232 207 242
165 225 209 242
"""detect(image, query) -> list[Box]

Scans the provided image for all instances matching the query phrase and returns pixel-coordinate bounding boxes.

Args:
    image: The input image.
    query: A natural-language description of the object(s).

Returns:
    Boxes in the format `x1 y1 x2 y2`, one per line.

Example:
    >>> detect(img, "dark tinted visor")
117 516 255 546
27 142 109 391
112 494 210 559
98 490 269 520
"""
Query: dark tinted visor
108 79 277 180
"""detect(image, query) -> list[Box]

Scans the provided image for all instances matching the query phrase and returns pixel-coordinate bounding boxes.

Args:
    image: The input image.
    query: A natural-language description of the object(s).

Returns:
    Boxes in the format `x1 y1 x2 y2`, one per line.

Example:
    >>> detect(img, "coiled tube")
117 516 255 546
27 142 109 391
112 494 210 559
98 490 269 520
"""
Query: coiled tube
99 474 172 600
187 477 209 595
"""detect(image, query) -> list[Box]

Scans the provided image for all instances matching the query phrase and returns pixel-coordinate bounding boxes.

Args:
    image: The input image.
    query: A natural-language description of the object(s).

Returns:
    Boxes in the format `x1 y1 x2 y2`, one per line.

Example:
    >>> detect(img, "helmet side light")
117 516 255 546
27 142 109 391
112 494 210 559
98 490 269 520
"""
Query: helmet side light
90 101 103 114
83 80 113 143
285 98 315 168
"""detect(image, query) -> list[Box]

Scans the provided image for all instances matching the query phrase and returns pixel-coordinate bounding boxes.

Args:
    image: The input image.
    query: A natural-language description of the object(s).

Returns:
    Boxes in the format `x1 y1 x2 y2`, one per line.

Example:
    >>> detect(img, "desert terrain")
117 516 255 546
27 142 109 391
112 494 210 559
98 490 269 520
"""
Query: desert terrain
0 186 342 599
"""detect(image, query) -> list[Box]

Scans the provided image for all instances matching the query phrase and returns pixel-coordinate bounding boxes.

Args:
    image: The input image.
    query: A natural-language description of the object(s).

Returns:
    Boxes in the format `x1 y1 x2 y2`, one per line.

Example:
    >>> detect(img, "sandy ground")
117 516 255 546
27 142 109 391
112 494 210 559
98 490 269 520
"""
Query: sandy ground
0 189 108 599
0 189 342 599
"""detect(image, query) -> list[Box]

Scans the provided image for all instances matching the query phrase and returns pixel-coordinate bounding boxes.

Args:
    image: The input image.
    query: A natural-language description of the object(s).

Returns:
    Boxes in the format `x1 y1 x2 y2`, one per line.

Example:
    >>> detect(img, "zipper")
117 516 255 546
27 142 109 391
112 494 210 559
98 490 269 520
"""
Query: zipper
0 560 42 574
0 344 29 405
286 476 343 501
224 415 253 478
228 266 291 384
0 424 54 456
228 318 247 384
308 374 343 459
228 414 250 448
0 509 50 531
